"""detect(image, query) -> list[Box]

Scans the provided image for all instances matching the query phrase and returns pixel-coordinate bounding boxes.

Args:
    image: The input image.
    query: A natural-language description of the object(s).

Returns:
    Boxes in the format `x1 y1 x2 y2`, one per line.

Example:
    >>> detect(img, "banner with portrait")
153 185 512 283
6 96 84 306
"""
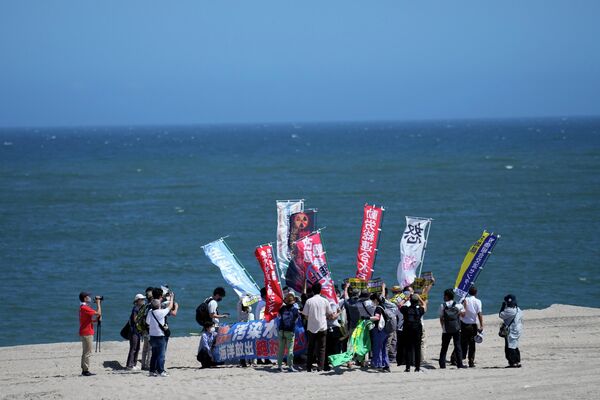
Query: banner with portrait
276 200 304 279
285 210 317 292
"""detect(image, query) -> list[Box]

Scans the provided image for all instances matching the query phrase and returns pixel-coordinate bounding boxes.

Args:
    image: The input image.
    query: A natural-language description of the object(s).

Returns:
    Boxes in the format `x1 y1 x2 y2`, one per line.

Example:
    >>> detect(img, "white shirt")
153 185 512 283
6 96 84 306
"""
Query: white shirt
146 308 170 337
461 296 482 324
438 301 465 333
302 295 332 333
207 299 219 325
255 300 266 320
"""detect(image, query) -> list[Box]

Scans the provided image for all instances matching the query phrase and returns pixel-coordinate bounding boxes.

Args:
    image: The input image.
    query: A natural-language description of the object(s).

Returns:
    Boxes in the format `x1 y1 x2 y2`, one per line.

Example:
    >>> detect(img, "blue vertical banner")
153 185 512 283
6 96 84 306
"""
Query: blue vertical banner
202 238 261 298
454 231 500 301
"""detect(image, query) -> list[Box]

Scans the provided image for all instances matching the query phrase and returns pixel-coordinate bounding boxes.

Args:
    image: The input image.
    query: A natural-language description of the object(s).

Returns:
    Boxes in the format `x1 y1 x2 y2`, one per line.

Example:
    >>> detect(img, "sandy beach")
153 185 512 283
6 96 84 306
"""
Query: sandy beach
1 304 599 400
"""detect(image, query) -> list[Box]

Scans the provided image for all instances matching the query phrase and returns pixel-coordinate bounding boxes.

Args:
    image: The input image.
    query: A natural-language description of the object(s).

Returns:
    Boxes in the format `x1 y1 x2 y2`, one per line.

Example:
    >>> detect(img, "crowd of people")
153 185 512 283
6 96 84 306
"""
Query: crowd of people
77 281 523 377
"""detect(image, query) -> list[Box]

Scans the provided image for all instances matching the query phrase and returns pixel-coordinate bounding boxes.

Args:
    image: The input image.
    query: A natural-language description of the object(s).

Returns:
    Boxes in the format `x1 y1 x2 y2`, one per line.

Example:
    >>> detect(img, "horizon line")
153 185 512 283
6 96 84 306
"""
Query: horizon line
1 113 599 132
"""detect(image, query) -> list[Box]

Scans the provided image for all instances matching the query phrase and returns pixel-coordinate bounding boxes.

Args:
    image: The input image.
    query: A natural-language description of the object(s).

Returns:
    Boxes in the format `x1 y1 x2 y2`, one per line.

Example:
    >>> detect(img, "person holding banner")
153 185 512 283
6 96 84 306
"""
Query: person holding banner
277 293 300 372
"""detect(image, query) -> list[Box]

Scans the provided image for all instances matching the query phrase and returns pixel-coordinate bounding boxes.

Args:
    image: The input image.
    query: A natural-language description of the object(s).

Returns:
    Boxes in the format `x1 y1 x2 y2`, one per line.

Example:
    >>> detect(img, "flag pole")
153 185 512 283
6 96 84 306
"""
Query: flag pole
222 238 260 291
417 218 433 278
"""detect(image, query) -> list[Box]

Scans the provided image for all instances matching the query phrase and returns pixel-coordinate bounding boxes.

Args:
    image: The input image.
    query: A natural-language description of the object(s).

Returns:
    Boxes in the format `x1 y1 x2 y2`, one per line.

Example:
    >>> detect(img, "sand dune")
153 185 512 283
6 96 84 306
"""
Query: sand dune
1 304 599 400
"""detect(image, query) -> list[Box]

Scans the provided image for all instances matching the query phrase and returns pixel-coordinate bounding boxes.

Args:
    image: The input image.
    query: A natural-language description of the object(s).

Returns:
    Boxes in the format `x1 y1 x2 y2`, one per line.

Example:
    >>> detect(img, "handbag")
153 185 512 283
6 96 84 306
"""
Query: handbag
120 321 131 340
151 310 171 338
498 311 517 338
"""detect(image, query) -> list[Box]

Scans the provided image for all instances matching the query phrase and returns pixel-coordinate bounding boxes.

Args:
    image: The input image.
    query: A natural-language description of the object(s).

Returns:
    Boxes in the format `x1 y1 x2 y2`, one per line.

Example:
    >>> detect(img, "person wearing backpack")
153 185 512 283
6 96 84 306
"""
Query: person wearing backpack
277 293 300 372
439 289 467 369
368 294 391 372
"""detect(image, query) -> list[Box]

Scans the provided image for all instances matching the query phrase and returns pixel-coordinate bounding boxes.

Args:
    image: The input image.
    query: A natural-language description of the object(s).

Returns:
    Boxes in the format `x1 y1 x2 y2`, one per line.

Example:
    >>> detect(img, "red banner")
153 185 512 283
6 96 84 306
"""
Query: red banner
356 204 384 281
255 244 284 322
296 232 338 304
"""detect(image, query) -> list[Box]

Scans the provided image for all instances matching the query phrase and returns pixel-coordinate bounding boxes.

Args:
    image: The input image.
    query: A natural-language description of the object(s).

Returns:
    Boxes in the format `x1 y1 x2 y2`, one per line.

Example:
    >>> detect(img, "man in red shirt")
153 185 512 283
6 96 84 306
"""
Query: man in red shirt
79 291 102 376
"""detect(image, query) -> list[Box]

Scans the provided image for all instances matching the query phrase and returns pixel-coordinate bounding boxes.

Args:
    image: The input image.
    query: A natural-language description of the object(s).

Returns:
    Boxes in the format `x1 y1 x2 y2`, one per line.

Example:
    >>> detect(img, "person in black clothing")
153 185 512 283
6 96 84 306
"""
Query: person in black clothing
400 294 426 372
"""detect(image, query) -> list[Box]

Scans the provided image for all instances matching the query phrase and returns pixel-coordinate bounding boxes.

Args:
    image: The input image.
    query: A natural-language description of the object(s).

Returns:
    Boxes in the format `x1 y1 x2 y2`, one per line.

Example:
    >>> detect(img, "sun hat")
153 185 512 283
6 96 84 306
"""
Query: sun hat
133 293 145 303
474 331 484 344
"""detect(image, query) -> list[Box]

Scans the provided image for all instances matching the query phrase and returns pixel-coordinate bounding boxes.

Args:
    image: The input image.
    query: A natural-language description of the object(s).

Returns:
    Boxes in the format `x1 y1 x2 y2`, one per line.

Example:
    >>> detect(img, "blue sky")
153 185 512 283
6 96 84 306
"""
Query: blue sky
1 0 599 127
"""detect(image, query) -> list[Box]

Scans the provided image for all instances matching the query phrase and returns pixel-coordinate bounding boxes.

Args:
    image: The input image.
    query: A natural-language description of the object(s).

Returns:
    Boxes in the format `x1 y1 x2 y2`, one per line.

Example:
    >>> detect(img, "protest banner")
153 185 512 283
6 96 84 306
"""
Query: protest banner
212 319 307 362
355 204 384 281
397 217 432 288
254 244 284 322
276 200 304 279
285 210 317 292
296 231 338 304
202 238 260 298
454 231 500 301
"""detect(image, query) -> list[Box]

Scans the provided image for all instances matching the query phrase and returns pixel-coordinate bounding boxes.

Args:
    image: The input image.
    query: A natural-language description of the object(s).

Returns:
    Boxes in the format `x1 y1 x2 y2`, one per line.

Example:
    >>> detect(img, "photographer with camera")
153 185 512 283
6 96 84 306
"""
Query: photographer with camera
78 291 102 376
146 288 177 377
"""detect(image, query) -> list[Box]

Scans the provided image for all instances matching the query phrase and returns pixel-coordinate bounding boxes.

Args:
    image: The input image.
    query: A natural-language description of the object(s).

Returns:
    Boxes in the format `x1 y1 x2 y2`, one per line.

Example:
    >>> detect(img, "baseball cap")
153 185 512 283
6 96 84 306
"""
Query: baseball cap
79 291 91 302
133 293 145 303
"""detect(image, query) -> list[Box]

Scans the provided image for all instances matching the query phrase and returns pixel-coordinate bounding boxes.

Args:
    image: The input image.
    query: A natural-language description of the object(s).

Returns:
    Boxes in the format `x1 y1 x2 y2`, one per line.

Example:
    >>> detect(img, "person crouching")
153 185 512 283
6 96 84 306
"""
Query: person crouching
197 321 217 368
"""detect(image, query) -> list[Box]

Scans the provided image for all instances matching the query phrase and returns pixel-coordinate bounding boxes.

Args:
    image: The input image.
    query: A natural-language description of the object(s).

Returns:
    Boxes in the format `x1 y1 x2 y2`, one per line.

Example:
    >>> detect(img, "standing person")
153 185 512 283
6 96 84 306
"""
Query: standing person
254 287 271 364
369 294 390 372
382 288 399 364
146 292 175 377
439 289 467 369
324 299 343 371
126 294 146 370
78 291 102 376
207 287 227 326
139 287 154 370
197 321 217 369
460 286 484 367
277 293 300 372
301 283 339 372
400 294 426 372
237 296 255 368
499 294 523 368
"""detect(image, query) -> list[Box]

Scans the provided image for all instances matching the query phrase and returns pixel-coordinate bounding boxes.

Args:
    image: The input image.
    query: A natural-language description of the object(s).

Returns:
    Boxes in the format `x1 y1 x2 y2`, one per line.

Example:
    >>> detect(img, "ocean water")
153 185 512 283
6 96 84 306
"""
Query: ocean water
1 118 599 347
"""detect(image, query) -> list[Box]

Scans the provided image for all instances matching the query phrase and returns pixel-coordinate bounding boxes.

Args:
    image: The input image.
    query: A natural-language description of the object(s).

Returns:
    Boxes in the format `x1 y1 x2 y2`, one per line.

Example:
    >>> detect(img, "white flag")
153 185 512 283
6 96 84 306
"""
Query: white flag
397 217 432 288
276 200 304 279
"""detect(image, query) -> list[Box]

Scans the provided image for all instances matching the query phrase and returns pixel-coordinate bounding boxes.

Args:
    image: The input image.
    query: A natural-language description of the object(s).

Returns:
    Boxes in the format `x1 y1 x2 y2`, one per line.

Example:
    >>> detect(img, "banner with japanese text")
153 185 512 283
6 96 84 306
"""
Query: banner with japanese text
285 210 317 293
397 217 432 288
202 239 261 298
454 231 499 301
296 231 338 304
212 319 307 362
276 200 304 279
254 244 284 322
356 204 384 281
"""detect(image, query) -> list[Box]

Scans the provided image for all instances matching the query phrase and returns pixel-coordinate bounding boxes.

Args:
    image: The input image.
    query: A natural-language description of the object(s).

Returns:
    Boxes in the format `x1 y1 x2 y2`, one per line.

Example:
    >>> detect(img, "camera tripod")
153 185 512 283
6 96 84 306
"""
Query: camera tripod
95 319 102 352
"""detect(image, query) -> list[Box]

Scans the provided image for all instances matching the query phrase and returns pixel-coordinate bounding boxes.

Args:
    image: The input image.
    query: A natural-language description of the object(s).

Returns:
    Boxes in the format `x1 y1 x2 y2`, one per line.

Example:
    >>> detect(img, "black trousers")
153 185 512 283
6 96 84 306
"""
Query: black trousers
403 328 422 370
396 330 405 365
460 322 478 364
197 349 215 369
440 332 463 368
306 330 327 371
325 326 342 370
504 337 521 365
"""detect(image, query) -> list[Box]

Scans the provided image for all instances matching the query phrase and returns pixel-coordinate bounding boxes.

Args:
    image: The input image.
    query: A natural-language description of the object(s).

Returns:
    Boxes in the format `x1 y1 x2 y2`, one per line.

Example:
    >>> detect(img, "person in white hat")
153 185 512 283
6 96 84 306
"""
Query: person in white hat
126 294 147 369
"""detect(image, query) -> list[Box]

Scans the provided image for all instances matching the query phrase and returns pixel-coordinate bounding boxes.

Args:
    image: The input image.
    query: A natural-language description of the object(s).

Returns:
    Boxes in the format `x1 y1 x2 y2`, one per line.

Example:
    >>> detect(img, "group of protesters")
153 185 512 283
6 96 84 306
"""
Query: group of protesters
77 280 523 377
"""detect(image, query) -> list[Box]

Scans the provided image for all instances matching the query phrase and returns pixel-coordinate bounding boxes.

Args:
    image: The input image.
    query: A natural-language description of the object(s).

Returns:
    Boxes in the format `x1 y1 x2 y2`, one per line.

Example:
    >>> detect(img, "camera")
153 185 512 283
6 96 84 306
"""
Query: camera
95 296 104 301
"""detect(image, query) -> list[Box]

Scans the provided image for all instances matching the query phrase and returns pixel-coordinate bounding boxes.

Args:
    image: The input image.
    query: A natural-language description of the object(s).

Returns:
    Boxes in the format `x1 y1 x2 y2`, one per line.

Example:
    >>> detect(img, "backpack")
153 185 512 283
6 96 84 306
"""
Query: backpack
382 304 398 334
279 305 298 332
403 306 422 331
135 303 150 334
344 298 361 329
196 297 213 326
443 302 461 333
